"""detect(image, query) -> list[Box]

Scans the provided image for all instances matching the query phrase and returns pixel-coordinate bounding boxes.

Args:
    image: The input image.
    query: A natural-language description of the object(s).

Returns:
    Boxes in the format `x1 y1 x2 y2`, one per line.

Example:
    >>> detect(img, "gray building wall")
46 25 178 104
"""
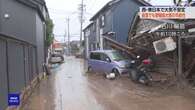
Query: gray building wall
0 0 45 73
103 9 113 34
0 35 38 110
90 24 97 44
7 40 25 93
84 25 93 49
89 0 144 46
36 14 45 73
0 39 8 110
113 0 140 45
90 25 98 51
0 0 2 31
86 22 98 51
0 0 47 109
0 0 36 45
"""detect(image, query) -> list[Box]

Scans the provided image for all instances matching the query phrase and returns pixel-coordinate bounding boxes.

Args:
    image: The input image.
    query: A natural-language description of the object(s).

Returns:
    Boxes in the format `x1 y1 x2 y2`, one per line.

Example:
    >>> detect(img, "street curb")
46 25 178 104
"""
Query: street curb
6 73 46 110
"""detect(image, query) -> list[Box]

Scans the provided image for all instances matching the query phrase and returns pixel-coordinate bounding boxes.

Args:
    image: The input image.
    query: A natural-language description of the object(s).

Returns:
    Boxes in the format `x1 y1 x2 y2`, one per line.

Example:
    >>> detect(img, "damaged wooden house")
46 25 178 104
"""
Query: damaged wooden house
128 13 195 83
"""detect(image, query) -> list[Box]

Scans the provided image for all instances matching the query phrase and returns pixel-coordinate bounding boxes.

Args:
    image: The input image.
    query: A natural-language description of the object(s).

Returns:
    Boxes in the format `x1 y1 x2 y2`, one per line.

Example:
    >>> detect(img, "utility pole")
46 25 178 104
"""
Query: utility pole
64 30 67 43
79 0 85 47
66 18 70 55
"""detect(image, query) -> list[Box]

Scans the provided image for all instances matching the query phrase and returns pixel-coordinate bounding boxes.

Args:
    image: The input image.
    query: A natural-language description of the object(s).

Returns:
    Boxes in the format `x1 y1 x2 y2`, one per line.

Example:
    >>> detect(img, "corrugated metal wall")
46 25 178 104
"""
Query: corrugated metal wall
0 35 39 110
113 0 140 45
31 47 37 79
0 38 8 110
24 46 30 86
7 40 26 93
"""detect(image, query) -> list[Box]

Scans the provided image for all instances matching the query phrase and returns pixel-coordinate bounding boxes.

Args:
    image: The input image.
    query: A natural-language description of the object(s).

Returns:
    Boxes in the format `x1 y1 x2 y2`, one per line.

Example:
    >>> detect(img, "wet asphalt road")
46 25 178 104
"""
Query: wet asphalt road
23 56 195 110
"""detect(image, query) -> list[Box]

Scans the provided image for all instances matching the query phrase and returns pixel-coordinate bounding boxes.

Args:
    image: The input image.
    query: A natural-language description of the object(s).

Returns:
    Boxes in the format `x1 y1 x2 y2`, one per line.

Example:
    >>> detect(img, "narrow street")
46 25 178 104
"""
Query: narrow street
23 57 195 110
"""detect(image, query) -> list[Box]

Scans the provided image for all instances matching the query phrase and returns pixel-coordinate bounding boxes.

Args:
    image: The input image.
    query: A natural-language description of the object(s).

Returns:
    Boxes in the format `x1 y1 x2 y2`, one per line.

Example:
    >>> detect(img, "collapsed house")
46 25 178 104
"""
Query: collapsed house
127 13 195 82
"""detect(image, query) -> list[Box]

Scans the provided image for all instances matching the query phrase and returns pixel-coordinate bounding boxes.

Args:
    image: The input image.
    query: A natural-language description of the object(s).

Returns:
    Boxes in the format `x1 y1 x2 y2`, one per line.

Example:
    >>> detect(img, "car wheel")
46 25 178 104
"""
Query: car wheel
112 69 120 78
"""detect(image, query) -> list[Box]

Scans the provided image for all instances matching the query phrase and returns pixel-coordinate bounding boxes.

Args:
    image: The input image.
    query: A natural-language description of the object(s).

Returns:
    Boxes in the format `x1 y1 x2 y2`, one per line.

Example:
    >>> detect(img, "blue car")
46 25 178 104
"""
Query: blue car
88 50 133 76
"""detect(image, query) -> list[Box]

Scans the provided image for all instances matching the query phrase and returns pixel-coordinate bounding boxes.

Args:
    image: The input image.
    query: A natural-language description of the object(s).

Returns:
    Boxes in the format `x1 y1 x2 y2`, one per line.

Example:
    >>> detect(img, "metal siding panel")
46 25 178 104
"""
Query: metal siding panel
32 47 37 79
36 14 44 74
24 46 30 85
0 0 2 31
113 0 140 44
0 39 8 110
103 10 113 33
1 0 36 44
90 25 96 44
8 41 25 93
29 47 32 81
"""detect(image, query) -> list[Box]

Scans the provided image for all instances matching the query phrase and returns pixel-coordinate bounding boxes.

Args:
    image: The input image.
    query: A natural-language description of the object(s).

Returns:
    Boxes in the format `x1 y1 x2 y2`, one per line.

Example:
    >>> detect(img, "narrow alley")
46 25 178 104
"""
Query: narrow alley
23 57 195 110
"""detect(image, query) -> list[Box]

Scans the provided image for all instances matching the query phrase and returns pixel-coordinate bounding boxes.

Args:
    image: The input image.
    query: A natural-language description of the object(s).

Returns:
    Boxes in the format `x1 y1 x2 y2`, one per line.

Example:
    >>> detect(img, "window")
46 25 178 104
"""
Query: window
100 54 110 62
90 53 101 60
101 15 105 26
108 51 127 61
100 15 105 27
93 22 96 32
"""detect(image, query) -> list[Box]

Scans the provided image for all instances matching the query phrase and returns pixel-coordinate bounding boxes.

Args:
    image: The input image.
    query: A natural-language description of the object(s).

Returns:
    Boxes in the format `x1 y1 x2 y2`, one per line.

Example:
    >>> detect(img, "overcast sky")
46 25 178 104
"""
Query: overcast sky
45 0 173 42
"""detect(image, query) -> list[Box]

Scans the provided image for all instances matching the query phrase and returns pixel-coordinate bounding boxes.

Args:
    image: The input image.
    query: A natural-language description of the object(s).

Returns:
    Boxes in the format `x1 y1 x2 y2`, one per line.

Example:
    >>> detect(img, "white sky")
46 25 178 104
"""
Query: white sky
45 0 173 42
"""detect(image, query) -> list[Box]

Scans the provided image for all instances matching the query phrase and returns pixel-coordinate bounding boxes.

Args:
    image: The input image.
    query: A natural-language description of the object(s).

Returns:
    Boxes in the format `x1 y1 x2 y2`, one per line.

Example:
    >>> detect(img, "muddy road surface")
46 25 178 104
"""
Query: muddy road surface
23 56 195 110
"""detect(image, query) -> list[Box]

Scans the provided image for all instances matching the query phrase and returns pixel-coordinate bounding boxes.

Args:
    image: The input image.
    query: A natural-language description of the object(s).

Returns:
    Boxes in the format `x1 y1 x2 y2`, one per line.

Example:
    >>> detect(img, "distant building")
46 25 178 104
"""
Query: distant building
0 0 49 109
83 0 150 58
52 39 64 54
52 39 63 50
70 40 80 55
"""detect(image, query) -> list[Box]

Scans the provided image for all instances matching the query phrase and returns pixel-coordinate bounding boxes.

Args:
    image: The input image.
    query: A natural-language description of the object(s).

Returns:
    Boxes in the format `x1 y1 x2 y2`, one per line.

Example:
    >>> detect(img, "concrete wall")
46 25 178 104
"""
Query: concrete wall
0 0 36 45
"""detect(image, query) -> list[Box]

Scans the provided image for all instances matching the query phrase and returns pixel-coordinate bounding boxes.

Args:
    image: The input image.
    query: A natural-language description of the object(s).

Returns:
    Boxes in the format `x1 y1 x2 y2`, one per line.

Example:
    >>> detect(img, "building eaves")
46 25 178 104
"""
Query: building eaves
83 22 93 31
33 0 49 13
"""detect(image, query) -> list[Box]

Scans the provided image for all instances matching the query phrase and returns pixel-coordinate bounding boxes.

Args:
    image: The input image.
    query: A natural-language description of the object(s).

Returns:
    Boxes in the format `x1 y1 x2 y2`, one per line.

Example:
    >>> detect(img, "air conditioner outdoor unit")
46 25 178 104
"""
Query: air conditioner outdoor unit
153 37 177 54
